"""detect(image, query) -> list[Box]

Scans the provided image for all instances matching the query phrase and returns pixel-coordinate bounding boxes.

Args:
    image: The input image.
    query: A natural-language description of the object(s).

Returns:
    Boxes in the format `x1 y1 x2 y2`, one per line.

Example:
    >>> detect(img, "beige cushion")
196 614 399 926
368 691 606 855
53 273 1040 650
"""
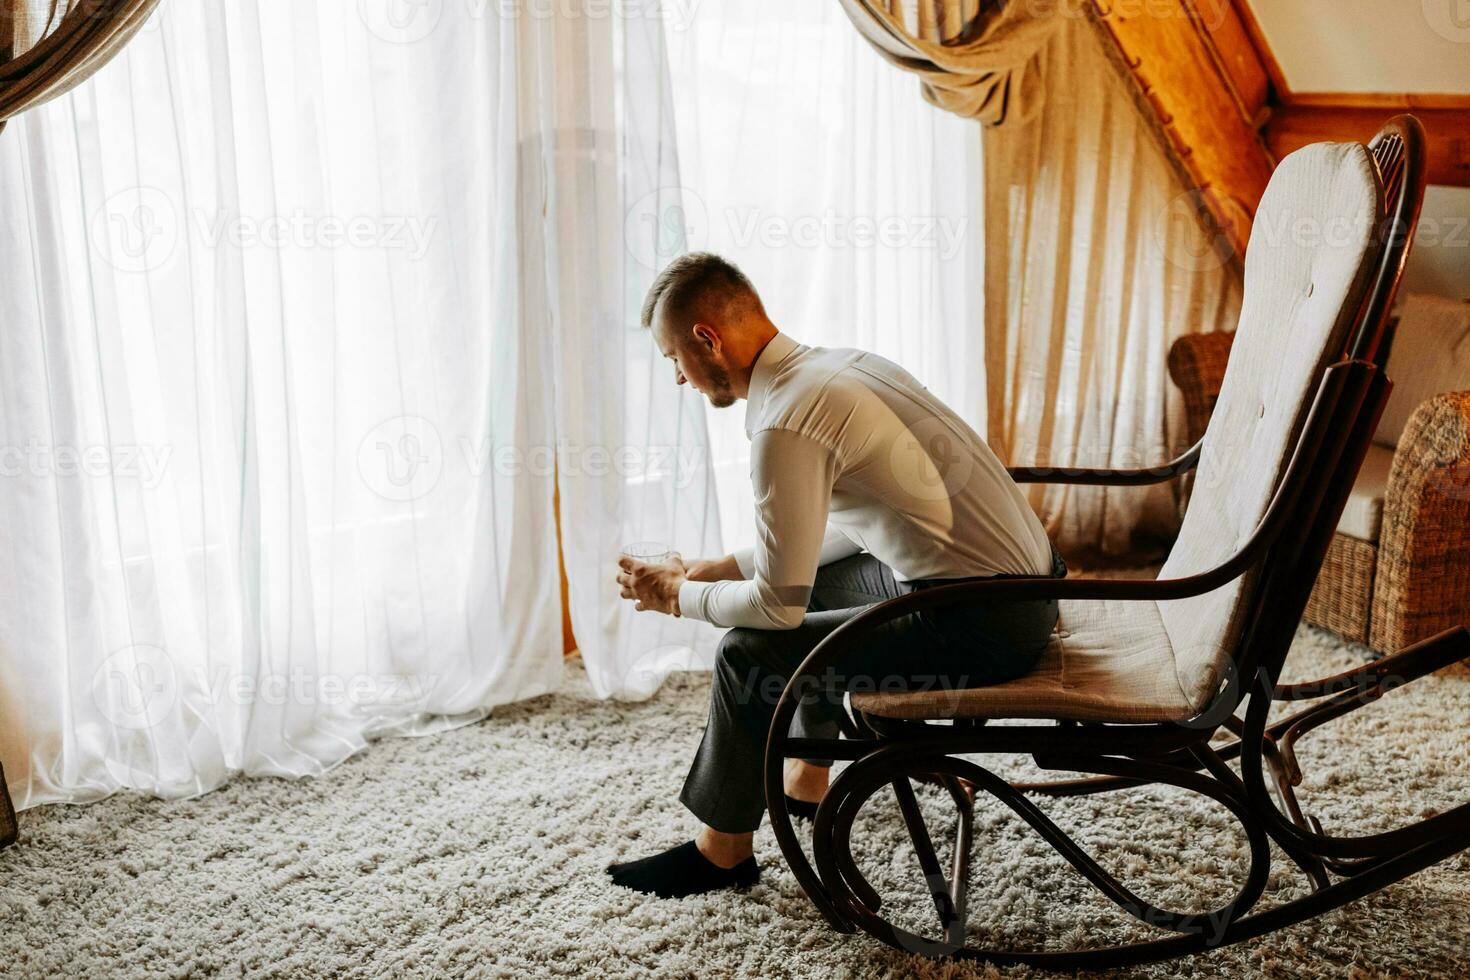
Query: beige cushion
852 598 1193 723
1156 141 1380 714
1335 443 1395 542
1374 293 1470 449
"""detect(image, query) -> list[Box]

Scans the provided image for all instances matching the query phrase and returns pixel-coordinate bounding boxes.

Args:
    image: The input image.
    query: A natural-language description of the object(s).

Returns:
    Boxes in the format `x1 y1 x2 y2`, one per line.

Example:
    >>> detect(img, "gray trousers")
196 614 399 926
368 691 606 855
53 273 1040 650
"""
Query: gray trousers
679 551 1065 834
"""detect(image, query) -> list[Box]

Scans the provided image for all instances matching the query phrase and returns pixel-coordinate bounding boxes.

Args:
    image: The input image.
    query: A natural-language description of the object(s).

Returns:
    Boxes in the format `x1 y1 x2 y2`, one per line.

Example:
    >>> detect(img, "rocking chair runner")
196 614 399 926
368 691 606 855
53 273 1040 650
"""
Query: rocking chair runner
763 115 1470 968
0 763 14 850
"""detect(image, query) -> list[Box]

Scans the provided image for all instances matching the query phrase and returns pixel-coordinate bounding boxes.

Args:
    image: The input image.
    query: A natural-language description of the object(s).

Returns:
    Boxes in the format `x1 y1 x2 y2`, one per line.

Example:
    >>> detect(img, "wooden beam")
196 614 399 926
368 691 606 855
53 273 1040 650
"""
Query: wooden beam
1227 0 1291 100
1091 0 1277 253
1266 101 1470 187
1192 0 1272 123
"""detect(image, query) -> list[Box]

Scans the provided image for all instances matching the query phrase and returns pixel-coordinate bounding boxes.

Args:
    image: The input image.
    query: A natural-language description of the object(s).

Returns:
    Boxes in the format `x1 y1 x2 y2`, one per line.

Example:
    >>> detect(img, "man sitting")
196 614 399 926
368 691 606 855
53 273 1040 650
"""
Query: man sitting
611 252 1064 899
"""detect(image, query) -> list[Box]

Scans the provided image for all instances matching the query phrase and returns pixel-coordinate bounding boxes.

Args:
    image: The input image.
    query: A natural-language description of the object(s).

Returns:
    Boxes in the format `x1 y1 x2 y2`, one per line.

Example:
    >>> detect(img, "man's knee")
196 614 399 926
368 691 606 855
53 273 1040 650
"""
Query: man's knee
714 628 787 713
715 627 763 675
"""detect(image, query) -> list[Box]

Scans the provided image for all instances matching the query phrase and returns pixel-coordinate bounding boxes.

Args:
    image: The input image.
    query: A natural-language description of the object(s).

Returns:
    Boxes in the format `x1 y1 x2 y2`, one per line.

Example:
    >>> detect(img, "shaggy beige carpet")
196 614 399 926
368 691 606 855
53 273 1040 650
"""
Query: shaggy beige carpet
2 624 1467 978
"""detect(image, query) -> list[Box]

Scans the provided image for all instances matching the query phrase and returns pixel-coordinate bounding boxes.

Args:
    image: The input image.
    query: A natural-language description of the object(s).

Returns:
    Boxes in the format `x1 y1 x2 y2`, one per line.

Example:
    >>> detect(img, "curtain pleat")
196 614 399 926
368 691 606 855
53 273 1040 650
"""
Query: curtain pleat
983 16 1242 555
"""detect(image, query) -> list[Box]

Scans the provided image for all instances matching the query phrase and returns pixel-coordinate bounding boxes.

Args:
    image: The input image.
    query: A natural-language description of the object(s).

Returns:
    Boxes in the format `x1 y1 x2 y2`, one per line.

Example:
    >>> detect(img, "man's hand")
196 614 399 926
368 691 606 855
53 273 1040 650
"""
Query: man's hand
683 554 744 583
616 555 688 616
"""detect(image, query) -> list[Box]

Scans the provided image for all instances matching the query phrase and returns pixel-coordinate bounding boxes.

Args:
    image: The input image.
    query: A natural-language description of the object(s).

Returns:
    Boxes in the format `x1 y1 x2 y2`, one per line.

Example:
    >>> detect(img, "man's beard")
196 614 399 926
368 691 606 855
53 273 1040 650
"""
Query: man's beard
698 357 736 408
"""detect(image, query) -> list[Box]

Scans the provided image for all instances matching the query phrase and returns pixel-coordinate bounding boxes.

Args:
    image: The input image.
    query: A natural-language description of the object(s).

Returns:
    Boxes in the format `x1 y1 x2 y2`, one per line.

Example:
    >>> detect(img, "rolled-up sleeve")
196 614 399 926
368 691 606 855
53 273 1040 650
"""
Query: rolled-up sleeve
679 429 839 629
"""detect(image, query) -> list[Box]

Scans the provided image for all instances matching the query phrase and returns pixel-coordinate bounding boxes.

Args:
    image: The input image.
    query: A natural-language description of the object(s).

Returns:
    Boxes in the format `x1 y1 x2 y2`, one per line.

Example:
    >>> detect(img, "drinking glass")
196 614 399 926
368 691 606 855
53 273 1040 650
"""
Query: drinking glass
619 541 679 565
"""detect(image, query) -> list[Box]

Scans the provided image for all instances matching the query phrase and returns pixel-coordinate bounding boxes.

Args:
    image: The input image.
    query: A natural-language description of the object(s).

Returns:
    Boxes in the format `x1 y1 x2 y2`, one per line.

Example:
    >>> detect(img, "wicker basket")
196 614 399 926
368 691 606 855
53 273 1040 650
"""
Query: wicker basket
1303 533 1377 644
1169 331 1470 655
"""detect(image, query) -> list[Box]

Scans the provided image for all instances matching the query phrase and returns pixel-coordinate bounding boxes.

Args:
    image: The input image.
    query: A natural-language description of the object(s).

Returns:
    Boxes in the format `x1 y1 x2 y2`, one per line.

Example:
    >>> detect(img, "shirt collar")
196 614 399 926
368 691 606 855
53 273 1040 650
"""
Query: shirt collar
744 332 800 432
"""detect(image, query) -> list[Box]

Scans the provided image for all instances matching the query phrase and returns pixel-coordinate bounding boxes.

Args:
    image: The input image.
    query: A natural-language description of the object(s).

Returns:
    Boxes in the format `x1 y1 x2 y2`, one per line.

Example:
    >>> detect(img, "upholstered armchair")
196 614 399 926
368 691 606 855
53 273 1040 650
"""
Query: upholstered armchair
1168 293 1470 652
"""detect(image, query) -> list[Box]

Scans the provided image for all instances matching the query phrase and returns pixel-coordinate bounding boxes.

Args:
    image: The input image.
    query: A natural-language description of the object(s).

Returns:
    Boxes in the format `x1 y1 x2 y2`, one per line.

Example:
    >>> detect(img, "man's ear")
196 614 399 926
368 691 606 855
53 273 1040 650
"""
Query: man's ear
690 322 720 354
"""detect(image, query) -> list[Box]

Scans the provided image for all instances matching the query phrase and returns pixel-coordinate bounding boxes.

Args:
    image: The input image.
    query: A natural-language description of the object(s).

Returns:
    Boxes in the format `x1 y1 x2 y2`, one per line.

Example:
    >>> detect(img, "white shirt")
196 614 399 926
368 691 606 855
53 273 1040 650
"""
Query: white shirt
678 333 1054 629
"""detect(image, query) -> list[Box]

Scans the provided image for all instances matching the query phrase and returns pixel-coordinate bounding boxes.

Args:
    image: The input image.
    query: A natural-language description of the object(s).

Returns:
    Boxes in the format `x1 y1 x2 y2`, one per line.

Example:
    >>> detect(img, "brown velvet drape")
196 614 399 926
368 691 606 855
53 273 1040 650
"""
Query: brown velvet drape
834 0 1063 125
0 0 159 134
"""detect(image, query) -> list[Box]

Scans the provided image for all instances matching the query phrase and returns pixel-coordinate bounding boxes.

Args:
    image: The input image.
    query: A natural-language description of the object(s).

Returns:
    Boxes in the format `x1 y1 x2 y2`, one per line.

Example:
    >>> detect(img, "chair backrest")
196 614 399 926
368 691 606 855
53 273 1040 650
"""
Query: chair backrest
1158 141 1383 711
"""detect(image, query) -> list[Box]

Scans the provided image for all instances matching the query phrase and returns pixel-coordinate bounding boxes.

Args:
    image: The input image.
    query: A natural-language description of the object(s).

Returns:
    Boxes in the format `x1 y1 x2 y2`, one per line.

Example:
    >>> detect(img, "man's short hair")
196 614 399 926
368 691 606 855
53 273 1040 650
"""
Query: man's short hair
640 252 763 332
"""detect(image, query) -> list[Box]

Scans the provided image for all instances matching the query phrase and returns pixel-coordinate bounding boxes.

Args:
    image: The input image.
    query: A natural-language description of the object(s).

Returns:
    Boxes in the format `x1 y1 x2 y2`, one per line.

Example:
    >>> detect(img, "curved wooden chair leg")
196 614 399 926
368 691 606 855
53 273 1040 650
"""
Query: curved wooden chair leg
810 749 1274 962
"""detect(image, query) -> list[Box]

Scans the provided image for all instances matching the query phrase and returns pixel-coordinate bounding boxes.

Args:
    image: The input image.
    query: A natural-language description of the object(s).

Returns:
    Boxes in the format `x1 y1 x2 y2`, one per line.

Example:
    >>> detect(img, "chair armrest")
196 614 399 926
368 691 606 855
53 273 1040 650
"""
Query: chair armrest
1008 329 1231 487
1008 441 1201 485
1370 391 1470 652
1167 331 1235 446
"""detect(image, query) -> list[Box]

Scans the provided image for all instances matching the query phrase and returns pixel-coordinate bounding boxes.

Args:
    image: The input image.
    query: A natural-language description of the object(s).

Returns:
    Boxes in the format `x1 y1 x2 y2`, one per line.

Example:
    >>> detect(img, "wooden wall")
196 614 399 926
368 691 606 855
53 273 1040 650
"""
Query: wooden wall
1091 0 1470 259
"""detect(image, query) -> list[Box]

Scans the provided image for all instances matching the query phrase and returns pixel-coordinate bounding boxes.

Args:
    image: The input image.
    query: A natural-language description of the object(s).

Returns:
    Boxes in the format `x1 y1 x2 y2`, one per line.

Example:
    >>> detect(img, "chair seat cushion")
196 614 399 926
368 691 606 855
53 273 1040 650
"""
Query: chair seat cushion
1335 443 1396 542
850 598 1199 724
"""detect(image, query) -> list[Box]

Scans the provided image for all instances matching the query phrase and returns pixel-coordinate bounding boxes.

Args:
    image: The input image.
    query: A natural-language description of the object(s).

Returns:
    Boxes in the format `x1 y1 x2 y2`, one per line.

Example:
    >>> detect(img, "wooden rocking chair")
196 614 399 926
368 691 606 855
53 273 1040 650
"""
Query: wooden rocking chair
763 115 1470 968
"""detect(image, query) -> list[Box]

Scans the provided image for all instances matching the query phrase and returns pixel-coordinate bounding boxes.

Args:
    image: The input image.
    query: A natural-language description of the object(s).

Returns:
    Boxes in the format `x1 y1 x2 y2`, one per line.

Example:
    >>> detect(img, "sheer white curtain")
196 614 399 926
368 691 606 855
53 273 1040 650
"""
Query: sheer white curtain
664 0 987 551
0 0 711 808
530 4 725 699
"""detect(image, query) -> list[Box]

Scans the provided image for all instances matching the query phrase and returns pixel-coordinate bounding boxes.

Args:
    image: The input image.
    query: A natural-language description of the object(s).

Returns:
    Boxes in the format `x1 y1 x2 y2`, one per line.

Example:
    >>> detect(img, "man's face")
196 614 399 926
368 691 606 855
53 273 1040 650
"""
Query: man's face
653 316 736 408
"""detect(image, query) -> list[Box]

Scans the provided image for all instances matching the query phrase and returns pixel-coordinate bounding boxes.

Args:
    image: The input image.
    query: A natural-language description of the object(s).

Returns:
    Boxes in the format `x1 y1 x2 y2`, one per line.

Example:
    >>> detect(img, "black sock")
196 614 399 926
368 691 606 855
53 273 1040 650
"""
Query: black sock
606 840 759 898
783 794 820 821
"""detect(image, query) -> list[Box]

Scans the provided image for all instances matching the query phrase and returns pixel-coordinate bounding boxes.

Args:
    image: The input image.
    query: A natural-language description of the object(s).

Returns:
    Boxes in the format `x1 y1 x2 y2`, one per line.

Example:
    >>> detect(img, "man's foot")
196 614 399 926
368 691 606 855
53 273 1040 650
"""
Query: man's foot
606 841 759 898
782 793 820 821
783 759 829 820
